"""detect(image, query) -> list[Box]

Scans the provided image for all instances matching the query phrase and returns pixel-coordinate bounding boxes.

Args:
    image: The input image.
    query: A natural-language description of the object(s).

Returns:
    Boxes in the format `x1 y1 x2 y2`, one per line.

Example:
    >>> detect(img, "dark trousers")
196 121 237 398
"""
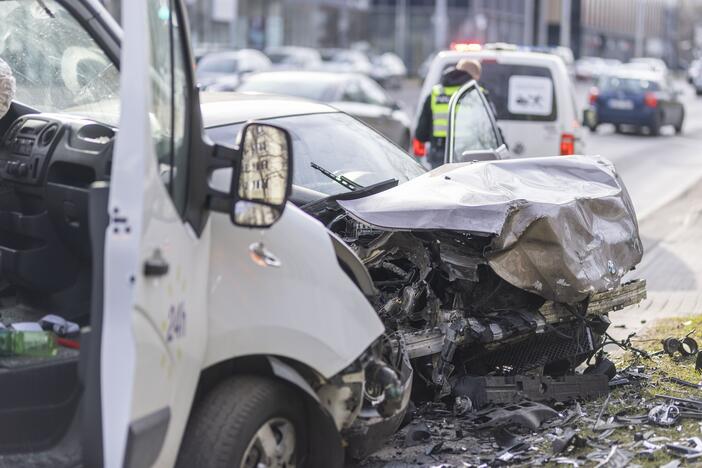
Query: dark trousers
428 144 445 169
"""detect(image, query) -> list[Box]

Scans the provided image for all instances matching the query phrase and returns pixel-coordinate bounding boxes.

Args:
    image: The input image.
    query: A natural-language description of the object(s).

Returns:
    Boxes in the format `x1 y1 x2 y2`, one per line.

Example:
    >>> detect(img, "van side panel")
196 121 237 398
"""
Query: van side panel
205 204 385 378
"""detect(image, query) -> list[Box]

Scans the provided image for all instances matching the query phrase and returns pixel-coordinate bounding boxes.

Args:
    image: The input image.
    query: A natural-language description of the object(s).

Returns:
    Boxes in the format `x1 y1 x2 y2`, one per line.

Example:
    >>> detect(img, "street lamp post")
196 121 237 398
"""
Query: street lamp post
560 0 571 48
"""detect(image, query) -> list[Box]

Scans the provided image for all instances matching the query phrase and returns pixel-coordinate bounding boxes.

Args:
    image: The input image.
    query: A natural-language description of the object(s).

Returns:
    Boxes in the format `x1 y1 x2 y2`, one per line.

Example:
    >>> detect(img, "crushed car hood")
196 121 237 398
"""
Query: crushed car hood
338 156 643 303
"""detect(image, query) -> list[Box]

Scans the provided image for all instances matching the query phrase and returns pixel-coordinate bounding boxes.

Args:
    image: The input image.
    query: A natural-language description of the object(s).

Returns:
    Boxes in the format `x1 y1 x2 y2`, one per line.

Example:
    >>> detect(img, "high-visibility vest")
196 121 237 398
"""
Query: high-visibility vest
431 84 460 138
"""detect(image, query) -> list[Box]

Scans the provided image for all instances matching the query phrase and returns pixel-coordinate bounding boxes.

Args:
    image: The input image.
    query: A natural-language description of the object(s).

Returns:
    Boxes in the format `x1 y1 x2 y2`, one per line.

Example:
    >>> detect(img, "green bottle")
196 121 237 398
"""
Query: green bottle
0 330 58 357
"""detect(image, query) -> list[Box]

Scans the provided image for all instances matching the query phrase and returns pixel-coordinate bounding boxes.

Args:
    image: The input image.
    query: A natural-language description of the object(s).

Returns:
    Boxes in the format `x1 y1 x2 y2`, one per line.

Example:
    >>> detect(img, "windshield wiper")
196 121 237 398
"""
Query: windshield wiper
311 162 363 192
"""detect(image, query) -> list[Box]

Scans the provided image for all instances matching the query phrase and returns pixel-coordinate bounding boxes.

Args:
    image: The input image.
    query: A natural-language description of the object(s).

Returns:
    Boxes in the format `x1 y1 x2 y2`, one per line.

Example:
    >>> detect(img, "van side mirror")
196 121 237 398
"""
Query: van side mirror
230 123 293 228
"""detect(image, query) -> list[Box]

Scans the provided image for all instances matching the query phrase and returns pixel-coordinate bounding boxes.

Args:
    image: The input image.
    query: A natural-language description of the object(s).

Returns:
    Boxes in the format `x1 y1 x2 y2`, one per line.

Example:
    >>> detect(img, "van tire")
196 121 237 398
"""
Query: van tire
176 376 307 468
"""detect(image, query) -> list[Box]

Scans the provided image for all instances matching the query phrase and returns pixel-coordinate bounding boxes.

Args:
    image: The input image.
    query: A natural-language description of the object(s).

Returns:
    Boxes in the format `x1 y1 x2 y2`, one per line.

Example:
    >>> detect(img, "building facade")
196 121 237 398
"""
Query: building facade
99 0 690 70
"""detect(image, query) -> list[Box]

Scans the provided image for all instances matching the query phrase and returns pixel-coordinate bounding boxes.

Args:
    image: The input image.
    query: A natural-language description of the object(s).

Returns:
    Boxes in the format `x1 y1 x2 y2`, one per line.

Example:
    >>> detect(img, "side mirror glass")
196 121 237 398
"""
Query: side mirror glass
231 123 292 228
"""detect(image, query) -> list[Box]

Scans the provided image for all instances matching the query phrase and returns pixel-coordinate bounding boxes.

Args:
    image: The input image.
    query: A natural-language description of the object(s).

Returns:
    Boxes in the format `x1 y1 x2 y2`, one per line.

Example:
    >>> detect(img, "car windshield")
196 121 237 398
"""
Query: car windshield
0 0 120 125
598 76 661 92
238 75 338 101
207 112 425 196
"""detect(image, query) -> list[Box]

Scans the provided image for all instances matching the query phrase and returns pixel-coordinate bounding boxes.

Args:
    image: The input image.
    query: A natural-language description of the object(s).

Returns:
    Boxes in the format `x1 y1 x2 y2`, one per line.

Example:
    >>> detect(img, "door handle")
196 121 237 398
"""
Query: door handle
249 242 281 268
143 249 169 277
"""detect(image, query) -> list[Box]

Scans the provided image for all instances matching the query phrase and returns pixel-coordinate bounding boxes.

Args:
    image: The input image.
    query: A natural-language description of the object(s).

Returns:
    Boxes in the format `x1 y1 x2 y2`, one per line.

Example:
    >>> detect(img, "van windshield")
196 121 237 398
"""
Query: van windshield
0 0 120 125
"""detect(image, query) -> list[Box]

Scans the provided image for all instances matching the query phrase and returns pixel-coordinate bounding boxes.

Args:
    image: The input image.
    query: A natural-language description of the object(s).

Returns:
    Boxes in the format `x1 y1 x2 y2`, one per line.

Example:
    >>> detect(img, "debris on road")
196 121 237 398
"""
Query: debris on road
358 323 702 467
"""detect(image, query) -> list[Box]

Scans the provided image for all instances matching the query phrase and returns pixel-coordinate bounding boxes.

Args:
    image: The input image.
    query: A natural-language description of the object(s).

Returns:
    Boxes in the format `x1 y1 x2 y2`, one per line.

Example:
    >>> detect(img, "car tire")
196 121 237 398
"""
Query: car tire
614 124 624 134
176 376 307 468
675 110 685 135
649 113 662 137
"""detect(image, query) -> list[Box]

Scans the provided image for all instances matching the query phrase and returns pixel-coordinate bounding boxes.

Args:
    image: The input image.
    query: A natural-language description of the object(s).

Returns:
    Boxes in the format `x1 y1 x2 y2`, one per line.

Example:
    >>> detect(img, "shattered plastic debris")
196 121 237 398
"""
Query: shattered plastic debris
452 374 609 410
469 401 559 431
648 404 681 426
590 446 633 468
666 437 702 459
661 333 698 357
404 422 431 447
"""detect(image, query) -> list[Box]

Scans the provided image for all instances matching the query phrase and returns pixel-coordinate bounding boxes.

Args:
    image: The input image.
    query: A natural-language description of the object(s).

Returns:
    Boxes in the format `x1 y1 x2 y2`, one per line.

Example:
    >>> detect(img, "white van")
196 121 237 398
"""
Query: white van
417 47 585 158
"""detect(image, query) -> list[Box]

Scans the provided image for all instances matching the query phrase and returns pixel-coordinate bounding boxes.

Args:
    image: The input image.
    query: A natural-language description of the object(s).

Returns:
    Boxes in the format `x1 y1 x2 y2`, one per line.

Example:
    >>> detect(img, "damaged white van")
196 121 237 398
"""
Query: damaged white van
0 0 410 467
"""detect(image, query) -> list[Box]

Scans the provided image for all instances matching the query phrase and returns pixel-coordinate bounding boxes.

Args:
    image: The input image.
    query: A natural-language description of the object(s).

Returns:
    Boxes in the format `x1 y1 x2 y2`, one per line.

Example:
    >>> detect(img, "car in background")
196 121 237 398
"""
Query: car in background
418 48 584 158
688 59 701 84
528 45 575 78
370 52 408 89
196 49 271 91
237 71 411 148
626 57 668 76
265 46 322 70
575 56 607 80
320 48 373 76
587 69 684 135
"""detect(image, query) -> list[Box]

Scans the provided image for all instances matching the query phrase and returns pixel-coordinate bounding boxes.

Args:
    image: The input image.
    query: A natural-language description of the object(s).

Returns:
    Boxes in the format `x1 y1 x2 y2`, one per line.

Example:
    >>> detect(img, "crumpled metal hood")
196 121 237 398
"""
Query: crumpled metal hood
338 156 643 303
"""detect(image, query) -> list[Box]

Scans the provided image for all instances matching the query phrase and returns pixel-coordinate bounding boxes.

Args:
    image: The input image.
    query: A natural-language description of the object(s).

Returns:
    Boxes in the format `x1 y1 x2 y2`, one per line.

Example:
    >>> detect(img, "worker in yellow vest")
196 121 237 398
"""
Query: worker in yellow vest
415 59 482 168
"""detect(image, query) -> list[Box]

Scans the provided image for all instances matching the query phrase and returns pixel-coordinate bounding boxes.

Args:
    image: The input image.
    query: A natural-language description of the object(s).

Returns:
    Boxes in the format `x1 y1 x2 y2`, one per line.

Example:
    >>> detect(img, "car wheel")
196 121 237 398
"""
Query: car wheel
697 89 702 96
675 110 685 135
649 113 662 136
176 376 306 468
614 124 624 134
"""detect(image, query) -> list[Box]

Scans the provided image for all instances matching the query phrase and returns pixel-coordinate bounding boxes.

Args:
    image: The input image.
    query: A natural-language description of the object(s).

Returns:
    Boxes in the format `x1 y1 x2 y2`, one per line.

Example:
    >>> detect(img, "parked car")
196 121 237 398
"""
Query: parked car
587 69 684 135
528 45 575 79
196 49 271 91
265 45 322 70
370 52 408 89
575 56 607 80
204 89 645 418
418 48 584 158
0 1 411 466
320 48 373 76
237 71 412 148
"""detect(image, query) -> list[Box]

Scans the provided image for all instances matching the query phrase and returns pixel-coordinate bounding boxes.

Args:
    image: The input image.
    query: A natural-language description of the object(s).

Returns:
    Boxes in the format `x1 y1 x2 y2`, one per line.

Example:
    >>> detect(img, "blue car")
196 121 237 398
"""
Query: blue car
587 69 684 135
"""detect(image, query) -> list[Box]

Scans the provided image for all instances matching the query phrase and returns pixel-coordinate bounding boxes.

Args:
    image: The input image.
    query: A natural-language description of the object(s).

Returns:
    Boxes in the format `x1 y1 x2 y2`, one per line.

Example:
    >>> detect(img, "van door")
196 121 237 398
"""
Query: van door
480 62 560 157
101 1 210 467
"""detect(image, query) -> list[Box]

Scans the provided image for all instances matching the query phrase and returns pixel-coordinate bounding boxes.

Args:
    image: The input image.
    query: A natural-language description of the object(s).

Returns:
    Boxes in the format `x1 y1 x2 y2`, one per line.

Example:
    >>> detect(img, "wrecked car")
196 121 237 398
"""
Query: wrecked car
212 83 645 404
0 1 410 467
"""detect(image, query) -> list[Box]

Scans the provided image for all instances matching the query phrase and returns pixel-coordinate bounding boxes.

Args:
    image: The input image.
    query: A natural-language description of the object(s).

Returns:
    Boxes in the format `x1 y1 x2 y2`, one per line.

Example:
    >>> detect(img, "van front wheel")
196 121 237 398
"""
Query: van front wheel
176 376 306 468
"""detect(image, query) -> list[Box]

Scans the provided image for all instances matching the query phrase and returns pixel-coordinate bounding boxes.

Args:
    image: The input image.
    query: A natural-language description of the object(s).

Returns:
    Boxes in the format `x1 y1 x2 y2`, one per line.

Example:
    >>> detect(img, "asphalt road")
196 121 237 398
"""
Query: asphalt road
389 77 702 340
